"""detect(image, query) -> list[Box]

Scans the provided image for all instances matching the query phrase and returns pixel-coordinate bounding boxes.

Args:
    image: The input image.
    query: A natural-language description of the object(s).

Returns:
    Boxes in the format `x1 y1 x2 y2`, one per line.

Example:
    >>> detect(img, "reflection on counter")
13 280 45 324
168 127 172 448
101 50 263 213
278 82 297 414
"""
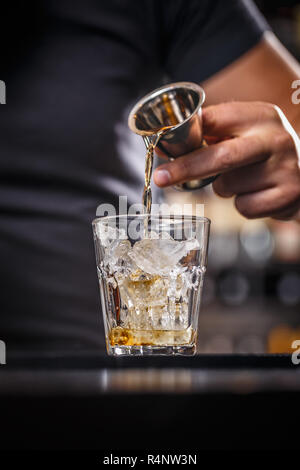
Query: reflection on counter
99 368 300 393
101 369 193 392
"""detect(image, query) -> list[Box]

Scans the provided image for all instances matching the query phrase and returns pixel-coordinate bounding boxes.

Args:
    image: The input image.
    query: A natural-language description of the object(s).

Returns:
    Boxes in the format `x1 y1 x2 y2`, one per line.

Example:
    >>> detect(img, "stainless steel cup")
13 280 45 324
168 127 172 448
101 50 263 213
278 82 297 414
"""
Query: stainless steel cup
128 81 217 191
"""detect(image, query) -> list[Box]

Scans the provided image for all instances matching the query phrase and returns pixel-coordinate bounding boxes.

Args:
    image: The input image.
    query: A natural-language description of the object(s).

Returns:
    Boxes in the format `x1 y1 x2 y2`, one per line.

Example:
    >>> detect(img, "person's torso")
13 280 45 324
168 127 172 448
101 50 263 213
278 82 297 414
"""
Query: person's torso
0 0 164 351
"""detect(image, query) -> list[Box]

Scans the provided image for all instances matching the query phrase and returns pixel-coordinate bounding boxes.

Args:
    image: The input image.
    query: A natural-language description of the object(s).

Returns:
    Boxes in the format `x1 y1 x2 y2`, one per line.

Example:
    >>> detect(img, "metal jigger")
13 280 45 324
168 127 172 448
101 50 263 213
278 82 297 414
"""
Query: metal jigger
128 81 217 191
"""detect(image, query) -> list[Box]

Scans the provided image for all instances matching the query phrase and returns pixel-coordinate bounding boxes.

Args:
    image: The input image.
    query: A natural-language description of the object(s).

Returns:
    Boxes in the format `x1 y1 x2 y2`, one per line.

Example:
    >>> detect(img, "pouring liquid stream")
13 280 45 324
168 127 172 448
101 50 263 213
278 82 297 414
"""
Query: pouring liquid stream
142 126 173 237
140 91 183 236
142 133 160 237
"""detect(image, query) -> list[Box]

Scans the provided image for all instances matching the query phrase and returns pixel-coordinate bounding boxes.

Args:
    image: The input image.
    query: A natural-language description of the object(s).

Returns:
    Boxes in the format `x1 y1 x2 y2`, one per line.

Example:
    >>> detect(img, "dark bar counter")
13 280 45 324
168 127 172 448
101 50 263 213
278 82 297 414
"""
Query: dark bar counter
1 353 300 450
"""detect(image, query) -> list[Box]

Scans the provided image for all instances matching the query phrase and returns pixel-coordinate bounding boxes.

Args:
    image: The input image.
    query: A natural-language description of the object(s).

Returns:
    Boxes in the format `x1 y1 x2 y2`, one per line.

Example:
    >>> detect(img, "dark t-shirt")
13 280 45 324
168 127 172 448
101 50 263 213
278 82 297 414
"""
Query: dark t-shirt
0 0 268 352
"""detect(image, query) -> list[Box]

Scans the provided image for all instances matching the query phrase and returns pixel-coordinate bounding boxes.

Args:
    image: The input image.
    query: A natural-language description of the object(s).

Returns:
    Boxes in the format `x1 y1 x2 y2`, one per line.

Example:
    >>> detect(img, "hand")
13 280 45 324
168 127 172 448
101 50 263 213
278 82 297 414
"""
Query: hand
153 102 300 220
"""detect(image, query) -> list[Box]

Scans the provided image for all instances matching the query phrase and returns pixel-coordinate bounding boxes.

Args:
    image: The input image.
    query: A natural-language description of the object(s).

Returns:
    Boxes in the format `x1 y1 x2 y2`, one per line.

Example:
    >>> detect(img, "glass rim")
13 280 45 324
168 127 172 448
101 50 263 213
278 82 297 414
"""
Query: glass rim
92 214 211 226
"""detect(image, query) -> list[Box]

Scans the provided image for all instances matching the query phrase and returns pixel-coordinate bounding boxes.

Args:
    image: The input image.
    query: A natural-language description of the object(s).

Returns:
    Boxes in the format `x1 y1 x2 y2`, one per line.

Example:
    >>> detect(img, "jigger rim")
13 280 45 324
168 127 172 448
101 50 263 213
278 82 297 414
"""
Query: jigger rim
128 81 205 136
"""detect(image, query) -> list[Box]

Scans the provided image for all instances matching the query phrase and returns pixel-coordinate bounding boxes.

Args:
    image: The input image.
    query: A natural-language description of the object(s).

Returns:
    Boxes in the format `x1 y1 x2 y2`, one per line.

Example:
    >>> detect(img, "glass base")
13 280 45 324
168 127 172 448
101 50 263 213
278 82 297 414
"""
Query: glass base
107 343 196 356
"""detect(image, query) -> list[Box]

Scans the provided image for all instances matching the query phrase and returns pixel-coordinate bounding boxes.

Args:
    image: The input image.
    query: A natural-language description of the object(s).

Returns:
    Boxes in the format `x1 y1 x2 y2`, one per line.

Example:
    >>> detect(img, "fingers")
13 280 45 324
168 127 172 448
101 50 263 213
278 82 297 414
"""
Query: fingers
214 152 300 219
153 134 270 187
235 188 279 219
235 185 300 219
202 101 279 137
153 101 282 186
152 101 300 221
212 160 276 198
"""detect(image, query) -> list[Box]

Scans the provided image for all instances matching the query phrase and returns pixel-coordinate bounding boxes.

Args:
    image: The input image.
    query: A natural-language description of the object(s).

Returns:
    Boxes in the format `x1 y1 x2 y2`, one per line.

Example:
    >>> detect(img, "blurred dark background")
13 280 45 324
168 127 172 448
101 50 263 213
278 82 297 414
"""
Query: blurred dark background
256 0 300 60
166 0 300 354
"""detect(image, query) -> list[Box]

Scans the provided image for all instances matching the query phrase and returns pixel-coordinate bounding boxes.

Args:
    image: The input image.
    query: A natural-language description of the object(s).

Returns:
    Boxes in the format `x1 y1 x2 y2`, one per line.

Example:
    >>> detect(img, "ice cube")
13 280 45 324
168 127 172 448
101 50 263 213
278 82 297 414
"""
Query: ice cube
145 230 160 239
106 239 138 275
113 239 131 258
160 231 172 239
96 224 127 248
128 237 199 275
